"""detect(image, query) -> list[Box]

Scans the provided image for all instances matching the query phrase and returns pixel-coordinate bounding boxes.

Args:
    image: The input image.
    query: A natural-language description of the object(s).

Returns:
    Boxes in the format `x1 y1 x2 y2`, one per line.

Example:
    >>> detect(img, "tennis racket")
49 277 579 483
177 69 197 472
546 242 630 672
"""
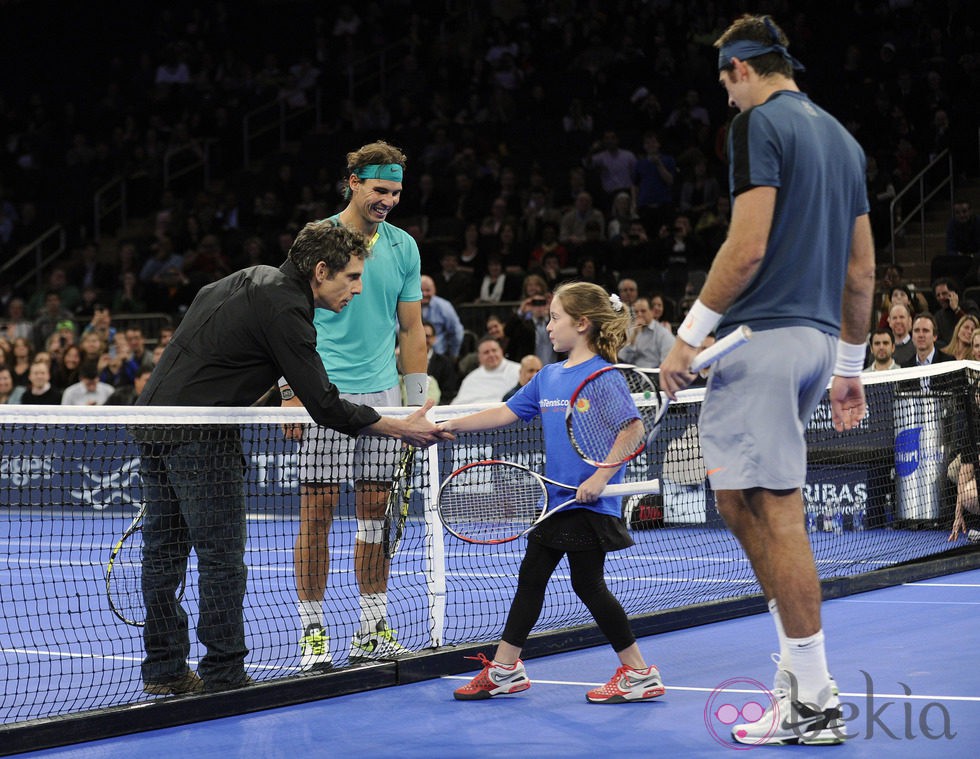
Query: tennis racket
437 459 660 545
566 325 752 468
382 445 415 559
105 505 185 627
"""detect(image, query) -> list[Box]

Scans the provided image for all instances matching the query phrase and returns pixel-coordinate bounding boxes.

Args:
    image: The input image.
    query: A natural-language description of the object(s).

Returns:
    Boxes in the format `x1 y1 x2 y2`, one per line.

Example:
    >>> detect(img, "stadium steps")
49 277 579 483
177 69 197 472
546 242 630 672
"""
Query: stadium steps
891 176 980 290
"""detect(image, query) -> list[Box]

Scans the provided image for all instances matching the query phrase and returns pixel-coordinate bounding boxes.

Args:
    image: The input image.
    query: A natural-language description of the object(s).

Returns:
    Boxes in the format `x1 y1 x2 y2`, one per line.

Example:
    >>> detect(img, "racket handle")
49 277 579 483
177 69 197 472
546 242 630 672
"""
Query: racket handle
690 324 752 373
602 479 661 497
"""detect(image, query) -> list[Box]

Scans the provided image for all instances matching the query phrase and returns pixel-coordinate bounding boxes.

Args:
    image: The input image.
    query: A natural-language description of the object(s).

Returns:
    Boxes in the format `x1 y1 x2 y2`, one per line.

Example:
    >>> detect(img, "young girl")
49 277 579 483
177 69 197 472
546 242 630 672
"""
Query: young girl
442 281 665 703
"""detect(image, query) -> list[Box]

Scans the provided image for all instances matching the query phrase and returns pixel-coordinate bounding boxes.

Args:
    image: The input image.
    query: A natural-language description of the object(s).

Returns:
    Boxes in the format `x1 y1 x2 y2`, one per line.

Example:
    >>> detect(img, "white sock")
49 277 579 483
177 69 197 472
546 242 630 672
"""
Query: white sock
359 592 387 633
768 598 791 666
783 630 832 705
298 600 322 630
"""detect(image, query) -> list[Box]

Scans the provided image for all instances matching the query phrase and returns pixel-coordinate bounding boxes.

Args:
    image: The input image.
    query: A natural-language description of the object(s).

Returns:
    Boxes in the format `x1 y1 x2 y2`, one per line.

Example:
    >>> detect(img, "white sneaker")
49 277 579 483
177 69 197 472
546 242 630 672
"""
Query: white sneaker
733 678 848 746
771 654 838 697
348 619 412 663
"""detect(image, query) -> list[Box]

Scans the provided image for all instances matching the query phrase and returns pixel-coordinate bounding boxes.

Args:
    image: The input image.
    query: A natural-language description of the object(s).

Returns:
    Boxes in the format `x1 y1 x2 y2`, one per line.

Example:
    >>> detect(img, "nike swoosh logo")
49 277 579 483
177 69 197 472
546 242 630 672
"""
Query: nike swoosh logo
706 467 725 476
782 703 839 732
782 717 822 732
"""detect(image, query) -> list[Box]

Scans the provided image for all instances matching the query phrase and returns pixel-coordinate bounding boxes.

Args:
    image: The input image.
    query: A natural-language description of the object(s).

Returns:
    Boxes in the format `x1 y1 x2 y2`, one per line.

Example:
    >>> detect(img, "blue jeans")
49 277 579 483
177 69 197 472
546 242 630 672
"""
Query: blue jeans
139 431 249 688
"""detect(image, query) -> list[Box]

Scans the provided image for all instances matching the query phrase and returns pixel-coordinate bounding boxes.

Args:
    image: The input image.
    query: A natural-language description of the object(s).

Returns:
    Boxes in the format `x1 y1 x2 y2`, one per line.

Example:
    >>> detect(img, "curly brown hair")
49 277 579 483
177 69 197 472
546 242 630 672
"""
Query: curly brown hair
343 141 407 199
288 219 370 278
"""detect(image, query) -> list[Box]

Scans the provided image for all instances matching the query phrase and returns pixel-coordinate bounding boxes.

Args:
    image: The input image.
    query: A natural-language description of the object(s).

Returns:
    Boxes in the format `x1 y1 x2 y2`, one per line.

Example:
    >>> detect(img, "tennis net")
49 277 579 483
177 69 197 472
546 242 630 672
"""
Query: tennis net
1 362 977 730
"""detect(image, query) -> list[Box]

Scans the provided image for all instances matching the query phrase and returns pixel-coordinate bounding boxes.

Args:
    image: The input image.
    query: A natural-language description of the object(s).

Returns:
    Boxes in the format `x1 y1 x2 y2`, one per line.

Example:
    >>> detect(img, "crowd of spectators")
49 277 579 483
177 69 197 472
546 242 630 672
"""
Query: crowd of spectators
1 0 978 405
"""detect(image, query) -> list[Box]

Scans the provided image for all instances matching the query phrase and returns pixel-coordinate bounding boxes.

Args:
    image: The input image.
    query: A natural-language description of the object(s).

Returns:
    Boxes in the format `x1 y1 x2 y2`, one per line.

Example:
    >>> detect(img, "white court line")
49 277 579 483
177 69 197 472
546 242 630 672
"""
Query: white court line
440 676 980 702
837 599 980 605
905 582 980 588
2 647 289 671
4 648 143 663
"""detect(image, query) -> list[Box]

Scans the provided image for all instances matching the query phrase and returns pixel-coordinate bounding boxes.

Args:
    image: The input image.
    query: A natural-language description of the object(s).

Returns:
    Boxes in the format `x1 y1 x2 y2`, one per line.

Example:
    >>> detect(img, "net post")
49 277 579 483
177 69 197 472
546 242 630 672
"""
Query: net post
422 433 447 648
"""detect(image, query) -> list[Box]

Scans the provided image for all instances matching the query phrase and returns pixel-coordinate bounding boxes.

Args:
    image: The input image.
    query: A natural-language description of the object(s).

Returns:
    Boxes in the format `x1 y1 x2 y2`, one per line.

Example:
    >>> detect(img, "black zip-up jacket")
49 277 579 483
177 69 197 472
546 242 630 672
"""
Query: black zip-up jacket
137 259 380 436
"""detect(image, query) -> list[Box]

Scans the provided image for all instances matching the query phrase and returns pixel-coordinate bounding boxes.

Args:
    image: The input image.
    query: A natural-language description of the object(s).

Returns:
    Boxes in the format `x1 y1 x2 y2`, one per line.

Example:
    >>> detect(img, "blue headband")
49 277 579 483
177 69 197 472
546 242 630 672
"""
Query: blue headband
354 163 404 182
717 40 806 72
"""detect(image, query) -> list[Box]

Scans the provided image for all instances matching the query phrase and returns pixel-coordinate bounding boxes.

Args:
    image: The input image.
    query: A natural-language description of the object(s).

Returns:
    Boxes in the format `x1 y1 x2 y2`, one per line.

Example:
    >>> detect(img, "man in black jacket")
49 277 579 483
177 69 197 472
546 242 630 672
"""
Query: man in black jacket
900 313 957 367
136 220 447 695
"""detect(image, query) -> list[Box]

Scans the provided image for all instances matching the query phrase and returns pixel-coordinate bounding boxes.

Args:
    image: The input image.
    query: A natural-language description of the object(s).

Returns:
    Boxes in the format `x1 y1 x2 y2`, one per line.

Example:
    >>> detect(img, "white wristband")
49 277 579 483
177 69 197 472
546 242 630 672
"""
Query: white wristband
404 373 428 406
277 376 288 391
678 299 723 349
834 339 866 377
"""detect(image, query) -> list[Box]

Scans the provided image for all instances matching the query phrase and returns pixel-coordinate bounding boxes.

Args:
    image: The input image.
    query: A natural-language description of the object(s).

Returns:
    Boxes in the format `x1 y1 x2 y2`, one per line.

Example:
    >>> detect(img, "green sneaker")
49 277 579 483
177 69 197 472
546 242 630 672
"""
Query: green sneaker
299 623 333 672
348 620 412 663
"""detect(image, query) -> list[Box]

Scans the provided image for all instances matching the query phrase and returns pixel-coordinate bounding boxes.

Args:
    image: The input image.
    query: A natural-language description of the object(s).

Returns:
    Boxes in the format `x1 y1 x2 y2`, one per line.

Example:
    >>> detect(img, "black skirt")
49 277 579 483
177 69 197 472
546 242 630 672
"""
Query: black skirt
528 506 634 552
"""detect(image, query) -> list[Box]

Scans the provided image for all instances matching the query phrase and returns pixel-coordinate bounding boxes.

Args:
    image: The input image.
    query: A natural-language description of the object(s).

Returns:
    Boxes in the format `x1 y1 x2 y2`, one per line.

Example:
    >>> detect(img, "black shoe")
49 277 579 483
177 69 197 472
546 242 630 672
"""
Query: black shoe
143 670 204 696
204 675 254 693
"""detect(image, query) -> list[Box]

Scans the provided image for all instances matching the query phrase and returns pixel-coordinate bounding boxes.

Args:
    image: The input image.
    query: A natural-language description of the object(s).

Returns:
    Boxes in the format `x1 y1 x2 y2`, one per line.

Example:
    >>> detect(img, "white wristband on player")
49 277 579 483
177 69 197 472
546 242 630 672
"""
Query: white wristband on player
834 339 866 377
678 299 723 349
277 376 289 391
404 373 428 406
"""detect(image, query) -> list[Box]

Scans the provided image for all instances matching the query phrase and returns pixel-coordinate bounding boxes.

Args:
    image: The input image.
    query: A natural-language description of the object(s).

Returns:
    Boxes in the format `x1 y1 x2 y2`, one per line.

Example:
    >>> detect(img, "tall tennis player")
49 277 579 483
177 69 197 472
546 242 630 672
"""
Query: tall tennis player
279 142 429 670
659 14 875 746
444 282 666 704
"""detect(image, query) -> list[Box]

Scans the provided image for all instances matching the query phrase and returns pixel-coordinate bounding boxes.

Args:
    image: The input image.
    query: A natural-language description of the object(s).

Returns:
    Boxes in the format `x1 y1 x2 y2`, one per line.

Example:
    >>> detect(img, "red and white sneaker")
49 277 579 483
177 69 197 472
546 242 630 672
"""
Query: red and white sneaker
586 664 665 703
453 653 531 700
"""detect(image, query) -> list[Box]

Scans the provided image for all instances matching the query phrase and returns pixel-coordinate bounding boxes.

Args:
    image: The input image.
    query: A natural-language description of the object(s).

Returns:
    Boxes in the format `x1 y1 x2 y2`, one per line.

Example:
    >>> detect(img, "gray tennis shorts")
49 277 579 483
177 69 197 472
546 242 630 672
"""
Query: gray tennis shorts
699 326 835 491
298 385 401 484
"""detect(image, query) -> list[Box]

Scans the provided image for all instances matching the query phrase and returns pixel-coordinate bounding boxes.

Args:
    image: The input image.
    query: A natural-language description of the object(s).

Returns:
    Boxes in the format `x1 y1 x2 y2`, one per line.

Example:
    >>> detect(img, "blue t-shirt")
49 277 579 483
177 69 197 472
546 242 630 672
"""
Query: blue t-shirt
719 90 869 338
506 355 626 518
313 219 422 393
634 154 677 207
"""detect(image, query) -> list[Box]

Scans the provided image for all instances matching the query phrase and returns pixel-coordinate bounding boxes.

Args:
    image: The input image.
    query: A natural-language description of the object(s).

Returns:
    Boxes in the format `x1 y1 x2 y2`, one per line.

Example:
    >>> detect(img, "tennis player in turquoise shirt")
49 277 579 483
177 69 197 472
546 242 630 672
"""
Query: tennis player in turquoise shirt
279 142 429 670
440 281 667 704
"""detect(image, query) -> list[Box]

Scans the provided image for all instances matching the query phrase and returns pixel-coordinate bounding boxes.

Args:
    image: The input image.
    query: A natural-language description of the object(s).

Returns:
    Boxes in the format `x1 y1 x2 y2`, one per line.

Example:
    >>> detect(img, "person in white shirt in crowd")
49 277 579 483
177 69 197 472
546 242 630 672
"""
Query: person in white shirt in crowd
452 337 520 405
618 296 676 368
61 360 115 405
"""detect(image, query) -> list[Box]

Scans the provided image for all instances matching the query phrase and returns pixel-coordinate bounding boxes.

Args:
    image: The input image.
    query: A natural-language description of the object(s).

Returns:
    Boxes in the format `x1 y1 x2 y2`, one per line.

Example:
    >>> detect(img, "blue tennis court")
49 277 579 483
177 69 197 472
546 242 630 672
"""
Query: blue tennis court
3 372 979 755
0 504 968 730
16 567 979 758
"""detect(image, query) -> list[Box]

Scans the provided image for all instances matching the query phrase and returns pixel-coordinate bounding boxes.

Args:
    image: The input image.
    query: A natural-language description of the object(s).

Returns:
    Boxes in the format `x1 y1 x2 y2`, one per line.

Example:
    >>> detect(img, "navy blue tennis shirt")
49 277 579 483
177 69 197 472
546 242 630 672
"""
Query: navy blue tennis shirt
718 90 869 339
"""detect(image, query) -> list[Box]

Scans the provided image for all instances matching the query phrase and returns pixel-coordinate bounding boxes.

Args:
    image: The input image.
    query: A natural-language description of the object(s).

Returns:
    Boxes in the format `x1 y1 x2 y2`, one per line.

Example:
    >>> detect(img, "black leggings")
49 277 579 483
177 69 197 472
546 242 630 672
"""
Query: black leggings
500 540 636 653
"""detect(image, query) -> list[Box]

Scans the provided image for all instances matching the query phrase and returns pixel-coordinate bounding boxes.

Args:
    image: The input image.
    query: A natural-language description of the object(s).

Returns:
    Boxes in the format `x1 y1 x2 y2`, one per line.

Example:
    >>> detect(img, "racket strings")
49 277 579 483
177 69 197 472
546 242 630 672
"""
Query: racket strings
384 447 416 557
107 531 145 625
569 368 660 466
439 463 545 543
